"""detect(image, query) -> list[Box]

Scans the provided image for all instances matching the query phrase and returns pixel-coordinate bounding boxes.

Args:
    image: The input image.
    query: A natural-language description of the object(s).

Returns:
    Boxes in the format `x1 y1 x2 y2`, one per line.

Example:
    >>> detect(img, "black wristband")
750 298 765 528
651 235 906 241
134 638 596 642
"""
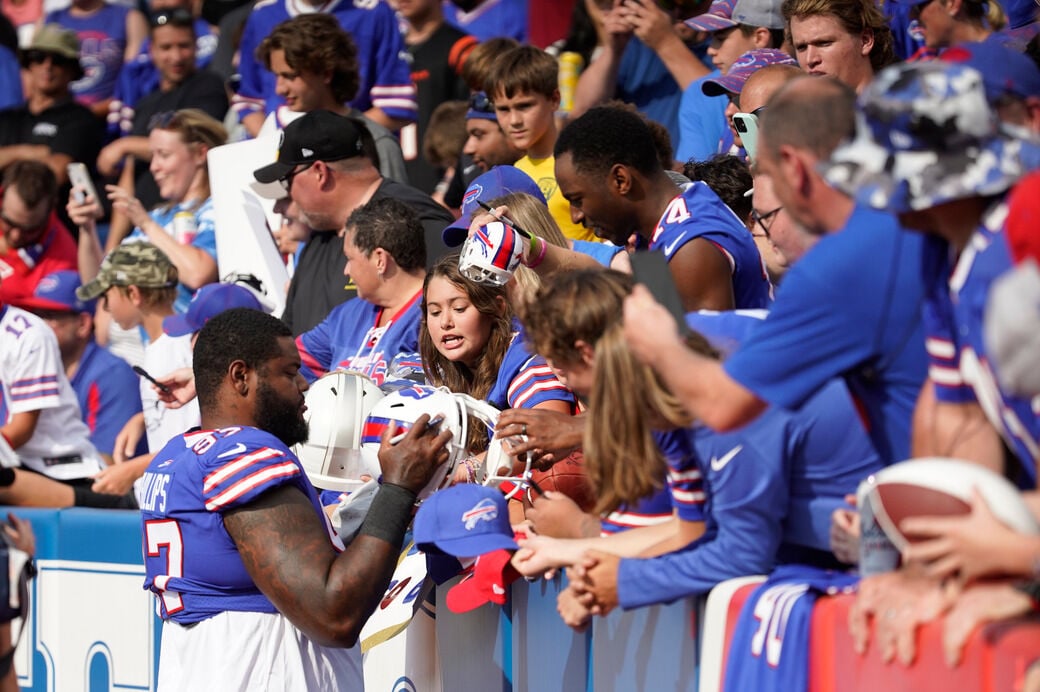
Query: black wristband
1013 579 1040 612
357 482 417 546
0 468 15 488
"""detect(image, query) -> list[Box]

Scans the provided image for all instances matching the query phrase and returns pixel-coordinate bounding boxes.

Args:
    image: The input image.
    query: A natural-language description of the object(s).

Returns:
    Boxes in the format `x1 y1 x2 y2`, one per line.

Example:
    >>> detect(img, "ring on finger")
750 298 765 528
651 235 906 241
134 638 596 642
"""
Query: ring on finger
522 424 527 437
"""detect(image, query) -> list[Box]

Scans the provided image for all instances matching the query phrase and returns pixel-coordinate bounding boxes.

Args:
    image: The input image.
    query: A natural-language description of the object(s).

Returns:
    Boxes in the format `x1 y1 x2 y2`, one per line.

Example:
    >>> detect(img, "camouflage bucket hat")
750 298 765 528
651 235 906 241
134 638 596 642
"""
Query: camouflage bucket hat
76 242 177 300
821 61 1040 214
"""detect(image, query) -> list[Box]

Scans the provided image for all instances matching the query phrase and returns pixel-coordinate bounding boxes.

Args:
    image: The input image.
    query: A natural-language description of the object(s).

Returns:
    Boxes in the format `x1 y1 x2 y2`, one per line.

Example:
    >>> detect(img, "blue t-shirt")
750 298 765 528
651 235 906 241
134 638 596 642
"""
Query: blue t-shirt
614 311 881 608
125 198 219 313
141 426 333 623
676 70 727 163
921 207 1040 486
616 38 684 148
297 290 423 386
443 0 528 43
0 45 22 111
649 181 772 310
71 340 144 457
724 205 928 464
571 239 624 267
45 4 130 106
233 0 416 124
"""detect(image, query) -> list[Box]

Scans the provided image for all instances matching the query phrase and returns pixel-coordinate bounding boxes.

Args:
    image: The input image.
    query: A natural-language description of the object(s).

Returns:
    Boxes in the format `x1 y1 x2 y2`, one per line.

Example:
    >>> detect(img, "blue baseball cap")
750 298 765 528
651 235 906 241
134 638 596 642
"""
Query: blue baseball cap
823 61 1040 213
702 48 798 96
162 283 263 337
940 41 1040 102
12 270 95 314
413 484 518 558
442 166 546 247
466 91 498 122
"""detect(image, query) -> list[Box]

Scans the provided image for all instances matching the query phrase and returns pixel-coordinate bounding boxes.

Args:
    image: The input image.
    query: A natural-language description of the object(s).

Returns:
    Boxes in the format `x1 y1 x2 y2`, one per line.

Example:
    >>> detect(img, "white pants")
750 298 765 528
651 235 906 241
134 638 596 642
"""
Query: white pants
158 610 363 691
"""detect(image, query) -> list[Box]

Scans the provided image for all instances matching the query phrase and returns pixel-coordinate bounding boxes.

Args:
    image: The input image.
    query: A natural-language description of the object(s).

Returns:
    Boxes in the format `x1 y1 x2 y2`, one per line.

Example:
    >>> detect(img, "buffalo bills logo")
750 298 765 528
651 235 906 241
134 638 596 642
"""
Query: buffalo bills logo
398 385 437 400
473 226 495 259
461 498 499 529
462 185 484 211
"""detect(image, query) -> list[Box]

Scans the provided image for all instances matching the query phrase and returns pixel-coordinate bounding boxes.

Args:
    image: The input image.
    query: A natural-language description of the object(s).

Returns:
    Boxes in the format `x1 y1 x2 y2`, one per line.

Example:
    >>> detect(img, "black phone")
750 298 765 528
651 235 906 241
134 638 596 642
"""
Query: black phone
132 365 173 395
629 250 691 335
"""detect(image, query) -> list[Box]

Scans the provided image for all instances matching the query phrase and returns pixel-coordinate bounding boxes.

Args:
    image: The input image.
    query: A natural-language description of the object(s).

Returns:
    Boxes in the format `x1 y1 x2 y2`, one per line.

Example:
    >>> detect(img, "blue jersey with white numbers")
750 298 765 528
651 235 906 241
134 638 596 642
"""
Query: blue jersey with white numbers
723 565 858 692
141 426 339 624
297 291 423 386
649 182 772 309
233 0 416 123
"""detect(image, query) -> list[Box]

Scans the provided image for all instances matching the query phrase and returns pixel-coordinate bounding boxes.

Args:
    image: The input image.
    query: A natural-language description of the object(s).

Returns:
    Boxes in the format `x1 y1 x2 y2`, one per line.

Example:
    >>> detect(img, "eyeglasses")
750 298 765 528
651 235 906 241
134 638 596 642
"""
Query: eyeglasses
150 8 194 28
750 206 782 239
279 162 314 194
468 91 494 114
750 105 767 118
24 50 78 68
0 211 48 240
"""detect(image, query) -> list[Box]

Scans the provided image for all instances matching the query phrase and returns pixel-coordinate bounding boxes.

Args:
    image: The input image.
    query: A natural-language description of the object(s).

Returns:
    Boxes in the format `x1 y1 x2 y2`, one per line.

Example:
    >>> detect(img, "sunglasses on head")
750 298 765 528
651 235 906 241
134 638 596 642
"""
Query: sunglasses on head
150 8 194 28
468 92 494 114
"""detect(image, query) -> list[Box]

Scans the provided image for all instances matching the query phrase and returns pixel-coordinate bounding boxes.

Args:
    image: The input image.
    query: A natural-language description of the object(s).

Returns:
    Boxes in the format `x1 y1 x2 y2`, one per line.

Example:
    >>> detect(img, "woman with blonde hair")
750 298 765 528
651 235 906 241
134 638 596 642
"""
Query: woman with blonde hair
71 108 227 313
512 269 880 626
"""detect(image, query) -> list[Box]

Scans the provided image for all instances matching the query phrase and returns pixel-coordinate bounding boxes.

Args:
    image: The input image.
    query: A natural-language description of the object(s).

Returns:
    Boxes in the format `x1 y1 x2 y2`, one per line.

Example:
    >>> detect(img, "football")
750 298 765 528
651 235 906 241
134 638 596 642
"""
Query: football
527 451 597 512
863 457 1040 550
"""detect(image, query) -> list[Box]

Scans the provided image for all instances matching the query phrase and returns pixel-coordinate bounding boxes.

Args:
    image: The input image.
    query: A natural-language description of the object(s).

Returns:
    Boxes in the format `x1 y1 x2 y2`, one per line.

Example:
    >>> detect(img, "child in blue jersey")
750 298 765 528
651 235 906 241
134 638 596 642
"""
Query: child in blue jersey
511 269 880 628
297 198 429 386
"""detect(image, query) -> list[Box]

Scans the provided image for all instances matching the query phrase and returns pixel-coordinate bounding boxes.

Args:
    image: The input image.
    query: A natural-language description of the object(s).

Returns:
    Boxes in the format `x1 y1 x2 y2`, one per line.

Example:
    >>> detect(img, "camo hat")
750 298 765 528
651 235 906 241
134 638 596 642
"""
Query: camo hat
77 242 177 300
822 61 1040 214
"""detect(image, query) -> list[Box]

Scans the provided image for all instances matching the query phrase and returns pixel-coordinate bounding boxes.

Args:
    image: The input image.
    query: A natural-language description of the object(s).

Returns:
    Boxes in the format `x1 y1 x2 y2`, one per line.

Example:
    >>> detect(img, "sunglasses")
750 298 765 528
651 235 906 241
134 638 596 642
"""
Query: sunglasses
24 50 78 68
0 211 48 239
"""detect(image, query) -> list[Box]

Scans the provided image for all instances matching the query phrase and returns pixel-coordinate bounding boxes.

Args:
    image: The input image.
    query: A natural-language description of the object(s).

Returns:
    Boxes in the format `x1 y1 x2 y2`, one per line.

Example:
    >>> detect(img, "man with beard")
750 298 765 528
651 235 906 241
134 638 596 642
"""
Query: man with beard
140 307 452 690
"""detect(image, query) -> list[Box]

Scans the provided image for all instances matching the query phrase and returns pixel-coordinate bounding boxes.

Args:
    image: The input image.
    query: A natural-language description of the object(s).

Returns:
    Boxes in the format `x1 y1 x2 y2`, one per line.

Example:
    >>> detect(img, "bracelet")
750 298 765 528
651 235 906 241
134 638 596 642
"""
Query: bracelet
526 237 548 269
357 482 417 545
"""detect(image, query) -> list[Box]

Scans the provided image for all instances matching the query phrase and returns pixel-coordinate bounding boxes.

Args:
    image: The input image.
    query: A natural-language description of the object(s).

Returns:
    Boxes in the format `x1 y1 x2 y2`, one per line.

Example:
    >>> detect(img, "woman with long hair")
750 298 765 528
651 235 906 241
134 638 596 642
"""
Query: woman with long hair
418 254 575 455
512 269 880 625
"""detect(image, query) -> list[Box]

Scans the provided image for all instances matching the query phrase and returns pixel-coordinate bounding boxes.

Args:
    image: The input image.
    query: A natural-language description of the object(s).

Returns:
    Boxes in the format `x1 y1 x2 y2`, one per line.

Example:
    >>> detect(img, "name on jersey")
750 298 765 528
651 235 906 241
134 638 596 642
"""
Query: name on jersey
140 471 171 513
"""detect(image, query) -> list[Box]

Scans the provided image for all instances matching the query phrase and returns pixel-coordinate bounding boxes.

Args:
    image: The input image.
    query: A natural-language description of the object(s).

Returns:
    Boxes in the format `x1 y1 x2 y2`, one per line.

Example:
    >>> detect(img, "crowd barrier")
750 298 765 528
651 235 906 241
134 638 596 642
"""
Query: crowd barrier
7 508 1038 691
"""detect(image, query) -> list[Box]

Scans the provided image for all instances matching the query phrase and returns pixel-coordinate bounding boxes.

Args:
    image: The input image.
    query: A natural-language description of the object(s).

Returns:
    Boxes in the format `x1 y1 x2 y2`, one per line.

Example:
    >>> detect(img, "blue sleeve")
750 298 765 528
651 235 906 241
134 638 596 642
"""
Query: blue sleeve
0 46 23 111
230 11 266 122
361 5 417 122
674 74 727 163
507 355 574 410
297 318 335 383
724 254 880 410
90 360 145 456
191 201 218 260
616 438 788 607
200 437 304 512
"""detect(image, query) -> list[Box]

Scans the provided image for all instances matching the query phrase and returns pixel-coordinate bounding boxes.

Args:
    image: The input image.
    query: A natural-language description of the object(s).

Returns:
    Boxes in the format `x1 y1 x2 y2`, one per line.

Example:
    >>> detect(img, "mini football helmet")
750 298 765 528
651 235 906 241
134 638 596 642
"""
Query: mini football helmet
458 220 524 286
293 371 385 492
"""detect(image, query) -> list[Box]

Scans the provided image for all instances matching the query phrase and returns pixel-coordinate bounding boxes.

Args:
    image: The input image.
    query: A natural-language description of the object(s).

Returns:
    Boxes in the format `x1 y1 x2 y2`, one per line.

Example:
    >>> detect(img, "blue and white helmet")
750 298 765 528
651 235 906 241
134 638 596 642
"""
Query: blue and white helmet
293 371 385 492
458 220 525 286
360 385 532 501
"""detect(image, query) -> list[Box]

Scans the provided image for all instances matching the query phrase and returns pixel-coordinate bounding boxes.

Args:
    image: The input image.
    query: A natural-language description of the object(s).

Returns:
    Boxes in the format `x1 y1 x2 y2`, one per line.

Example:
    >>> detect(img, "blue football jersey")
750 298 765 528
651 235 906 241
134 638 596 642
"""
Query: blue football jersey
723 565 858 692
233 0 416 123
922 204 1040 485
649 182 772 309
141 426 338 624
488 328 575 411
297 291 423 386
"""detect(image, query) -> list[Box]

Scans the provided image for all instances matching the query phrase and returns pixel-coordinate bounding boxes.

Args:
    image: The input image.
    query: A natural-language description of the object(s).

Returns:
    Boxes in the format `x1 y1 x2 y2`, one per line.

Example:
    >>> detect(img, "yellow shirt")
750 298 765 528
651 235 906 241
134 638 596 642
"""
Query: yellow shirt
514 156 597 242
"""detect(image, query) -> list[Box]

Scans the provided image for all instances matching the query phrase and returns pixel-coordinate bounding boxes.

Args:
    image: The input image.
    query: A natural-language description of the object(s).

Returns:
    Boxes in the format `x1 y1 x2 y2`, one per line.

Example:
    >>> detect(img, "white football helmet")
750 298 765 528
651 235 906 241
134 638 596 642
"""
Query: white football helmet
293 371 385 492
360 385 533 501
458 221 524 286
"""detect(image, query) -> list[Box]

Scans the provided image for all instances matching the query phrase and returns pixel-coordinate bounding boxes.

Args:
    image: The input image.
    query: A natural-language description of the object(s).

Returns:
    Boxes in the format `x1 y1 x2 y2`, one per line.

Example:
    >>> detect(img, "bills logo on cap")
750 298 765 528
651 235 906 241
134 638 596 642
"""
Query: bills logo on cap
462 184 483 210
461 498 499 530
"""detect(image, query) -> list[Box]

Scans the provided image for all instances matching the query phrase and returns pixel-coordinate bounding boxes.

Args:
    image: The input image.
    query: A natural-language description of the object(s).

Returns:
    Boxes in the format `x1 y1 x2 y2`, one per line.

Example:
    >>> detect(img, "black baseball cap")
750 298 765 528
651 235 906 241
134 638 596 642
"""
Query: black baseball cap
253 110 365 184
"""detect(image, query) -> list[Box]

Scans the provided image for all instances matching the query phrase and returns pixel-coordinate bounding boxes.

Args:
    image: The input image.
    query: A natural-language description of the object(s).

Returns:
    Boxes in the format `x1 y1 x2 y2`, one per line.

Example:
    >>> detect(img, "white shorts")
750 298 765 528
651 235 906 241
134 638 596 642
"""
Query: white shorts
158 610 363 691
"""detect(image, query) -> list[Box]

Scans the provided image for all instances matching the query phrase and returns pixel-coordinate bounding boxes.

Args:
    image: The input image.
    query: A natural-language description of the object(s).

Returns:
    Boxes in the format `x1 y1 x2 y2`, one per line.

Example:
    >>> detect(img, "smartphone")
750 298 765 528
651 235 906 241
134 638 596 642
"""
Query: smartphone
629 250 691 335
731 112 760 163
67 162 100 204
132 365 173 395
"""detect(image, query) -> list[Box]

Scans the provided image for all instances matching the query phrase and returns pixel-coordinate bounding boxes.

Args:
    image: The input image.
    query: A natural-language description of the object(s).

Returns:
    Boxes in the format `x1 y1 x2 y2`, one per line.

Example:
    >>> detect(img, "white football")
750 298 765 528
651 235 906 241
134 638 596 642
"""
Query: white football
862 457 1039 550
